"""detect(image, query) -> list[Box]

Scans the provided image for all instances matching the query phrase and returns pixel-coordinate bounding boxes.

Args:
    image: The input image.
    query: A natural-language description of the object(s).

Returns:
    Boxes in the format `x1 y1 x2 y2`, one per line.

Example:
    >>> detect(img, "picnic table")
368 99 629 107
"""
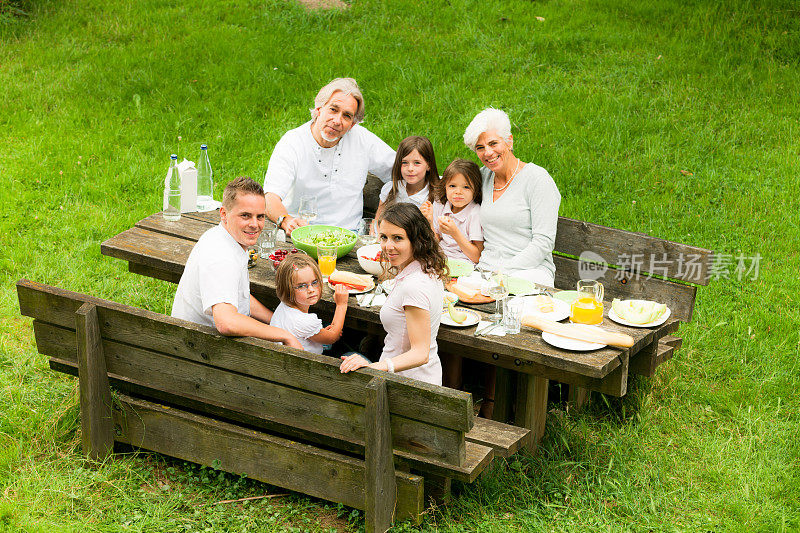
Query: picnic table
100 210 686 447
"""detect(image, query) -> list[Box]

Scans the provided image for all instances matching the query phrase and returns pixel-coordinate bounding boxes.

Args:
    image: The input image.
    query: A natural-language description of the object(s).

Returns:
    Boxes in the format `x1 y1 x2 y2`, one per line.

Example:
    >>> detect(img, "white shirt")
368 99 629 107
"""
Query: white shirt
264 121 395 231
270 302 324 354
378 181 430 208
171 224 251 328
379 261 443 385
432 200 483 263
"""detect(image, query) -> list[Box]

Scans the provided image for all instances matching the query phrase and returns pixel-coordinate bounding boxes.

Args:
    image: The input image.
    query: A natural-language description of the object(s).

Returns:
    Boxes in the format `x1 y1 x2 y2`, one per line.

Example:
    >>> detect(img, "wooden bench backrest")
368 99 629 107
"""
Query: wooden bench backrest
364 175 712 322
17 280 475 470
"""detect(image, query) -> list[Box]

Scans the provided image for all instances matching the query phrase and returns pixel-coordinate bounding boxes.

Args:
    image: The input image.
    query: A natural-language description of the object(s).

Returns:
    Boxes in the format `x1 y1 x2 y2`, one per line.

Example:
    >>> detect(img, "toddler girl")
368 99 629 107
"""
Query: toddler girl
421 158 484 264
376 136 440 219
271 254 349 354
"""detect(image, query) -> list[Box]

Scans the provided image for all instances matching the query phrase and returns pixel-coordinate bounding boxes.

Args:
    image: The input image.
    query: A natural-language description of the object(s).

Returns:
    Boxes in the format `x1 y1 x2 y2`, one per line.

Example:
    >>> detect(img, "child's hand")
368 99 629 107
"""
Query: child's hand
420 201 434 223
333 283 349 305
438 215 460 238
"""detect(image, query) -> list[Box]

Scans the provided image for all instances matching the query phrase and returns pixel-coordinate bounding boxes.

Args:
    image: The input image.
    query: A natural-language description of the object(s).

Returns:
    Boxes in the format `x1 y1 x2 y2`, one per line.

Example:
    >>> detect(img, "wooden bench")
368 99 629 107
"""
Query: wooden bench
17 279 529 533
364 176 713 408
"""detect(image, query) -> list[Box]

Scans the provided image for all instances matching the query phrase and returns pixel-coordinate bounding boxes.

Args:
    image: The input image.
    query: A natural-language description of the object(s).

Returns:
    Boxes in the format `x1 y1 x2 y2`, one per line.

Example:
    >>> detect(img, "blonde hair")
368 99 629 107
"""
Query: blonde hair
275 254 322 307
222 176 264 210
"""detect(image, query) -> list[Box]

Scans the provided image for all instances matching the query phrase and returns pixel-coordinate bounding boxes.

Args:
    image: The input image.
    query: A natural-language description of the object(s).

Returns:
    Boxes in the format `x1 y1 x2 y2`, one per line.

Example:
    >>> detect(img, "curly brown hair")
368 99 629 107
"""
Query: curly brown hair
378 203 449 281
275 253 322 308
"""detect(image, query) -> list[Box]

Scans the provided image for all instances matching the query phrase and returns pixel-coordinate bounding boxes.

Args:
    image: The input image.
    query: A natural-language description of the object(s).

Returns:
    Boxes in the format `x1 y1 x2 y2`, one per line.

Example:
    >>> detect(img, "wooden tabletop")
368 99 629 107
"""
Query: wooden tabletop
101 210 679 398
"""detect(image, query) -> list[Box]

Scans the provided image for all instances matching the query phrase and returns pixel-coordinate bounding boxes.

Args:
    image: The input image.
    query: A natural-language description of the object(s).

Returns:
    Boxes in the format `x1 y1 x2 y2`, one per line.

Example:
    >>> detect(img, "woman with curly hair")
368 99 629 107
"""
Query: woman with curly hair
339 203 448 385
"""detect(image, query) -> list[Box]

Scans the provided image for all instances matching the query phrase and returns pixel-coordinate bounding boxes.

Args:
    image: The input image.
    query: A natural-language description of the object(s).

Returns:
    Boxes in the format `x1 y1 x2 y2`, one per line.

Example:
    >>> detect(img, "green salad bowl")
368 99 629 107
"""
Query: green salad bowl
289 225 358 259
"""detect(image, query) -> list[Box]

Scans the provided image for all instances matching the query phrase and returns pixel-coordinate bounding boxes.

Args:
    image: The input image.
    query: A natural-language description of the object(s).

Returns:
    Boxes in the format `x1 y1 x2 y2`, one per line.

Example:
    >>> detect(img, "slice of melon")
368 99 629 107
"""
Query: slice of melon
447 302 468 324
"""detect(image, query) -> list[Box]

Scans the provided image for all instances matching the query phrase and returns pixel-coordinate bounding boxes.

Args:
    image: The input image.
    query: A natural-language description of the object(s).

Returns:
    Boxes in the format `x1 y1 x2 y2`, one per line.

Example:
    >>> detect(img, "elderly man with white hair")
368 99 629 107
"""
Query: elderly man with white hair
463 107 561 287
264 78 395 234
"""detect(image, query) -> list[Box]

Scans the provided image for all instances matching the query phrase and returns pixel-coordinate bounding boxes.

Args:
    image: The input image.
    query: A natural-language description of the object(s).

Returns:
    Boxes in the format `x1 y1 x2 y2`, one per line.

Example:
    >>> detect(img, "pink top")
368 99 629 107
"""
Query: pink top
379 261 443 385
432 200 483 263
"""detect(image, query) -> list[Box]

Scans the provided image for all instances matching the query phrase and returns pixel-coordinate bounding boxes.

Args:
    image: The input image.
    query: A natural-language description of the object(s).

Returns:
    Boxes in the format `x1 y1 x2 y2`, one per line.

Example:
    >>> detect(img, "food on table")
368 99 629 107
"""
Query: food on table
449 282 479 300
611 299 667 324
522 315 634 348
443 292 458 306
447 301 468 324
294 228 356 247
267 248 301 269
455 276 482 292
533 294 554 313
329 270 373 291
247 248 258 268
359 250 384 262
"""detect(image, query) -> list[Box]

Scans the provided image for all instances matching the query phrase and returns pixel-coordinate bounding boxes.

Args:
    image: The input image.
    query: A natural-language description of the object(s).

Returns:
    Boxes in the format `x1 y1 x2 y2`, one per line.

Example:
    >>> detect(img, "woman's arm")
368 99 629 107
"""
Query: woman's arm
505 170 561 271
339 306 431 374
308 285 349 344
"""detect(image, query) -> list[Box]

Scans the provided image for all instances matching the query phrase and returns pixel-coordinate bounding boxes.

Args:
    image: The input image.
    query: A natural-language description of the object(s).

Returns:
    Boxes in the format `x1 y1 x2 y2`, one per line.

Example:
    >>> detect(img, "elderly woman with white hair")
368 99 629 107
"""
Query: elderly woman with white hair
463 108 561 287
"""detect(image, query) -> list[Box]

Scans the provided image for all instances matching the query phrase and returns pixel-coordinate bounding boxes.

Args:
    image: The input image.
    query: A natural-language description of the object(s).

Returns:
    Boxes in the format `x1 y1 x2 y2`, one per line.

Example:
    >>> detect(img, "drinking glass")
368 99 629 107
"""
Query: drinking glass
258 220 279 258
503 298 523 334
487 272 509 322
358 218 377 245
317 244 337 280
298 195 318 224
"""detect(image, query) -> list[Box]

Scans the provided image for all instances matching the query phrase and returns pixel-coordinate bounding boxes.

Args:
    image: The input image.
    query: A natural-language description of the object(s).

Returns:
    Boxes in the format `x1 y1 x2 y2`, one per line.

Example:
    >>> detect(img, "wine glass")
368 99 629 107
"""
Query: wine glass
298 195 318 224
358 218 377 245
486 272 509 322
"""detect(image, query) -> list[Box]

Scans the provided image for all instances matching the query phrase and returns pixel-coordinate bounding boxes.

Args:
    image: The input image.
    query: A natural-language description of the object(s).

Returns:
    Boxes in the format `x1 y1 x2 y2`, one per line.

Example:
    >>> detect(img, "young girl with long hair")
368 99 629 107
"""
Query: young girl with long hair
375 136 440 220
339 203 448 385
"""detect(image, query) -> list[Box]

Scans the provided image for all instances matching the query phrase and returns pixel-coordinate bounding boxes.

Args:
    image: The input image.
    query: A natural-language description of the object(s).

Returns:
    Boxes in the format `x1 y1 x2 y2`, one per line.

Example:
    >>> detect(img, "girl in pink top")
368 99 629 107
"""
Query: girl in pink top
339 203 447 385
421 159 484 264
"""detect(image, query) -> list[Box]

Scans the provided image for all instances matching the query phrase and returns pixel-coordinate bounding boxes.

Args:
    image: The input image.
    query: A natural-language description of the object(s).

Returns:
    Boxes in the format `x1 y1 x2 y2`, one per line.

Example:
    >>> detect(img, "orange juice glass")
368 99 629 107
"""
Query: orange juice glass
317 245 337 278
570 279 604 325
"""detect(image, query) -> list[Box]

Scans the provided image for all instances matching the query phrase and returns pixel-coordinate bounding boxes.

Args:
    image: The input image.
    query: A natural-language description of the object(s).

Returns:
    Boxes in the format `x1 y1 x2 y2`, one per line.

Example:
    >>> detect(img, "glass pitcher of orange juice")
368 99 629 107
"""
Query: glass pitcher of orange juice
570 279 604 325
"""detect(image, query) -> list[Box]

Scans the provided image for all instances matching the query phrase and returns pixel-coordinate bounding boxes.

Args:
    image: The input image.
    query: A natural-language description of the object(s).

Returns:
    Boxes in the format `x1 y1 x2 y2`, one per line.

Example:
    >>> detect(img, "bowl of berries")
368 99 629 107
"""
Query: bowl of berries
267 247 304 270
357 244 388 276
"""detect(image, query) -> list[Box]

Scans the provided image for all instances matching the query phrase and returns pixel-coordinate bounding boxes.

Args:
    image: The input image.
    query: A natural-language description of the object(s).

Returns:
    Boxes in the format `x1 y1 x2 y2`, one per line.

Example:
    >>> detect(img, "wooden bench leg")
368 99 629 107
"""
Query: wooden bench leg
365 377 396 533
514 374 548 451
76 303 114 461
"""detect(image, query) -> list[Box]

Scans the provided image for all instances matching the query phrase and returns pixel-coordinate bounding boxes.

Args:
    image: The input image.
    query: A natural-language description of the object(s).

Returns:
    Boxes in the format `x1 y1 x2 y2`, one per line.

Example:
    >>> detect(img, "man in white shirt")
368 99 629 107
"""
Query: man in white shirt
172 177 302 349
263 77 395 234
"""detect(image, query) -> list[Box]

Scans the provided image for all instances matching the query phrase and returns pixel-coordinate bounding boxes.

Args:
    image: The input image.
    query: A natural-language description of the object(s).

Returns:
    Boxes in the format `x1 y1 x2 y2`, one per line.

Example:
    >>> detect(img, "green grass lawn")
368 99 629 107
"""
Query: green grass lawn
2 0 799 530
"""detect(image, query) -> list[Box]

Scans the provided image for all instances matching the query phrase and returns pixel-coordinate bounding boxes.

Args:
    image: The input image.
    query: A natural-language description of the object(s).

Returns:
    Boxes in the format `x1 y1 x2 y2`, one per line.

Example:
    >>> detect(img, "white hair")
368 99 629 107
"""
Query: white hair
463 108 512 151
309 78 365 124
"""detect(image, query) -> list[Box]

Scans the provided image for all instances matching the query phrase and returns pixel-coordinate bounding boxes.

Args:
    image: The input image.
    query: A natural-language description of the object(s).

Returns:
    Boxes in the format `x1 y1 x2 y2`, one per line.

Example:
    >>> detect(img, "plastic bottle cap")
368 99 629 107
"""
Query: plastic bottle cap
170 154 178 159
201 144 207 150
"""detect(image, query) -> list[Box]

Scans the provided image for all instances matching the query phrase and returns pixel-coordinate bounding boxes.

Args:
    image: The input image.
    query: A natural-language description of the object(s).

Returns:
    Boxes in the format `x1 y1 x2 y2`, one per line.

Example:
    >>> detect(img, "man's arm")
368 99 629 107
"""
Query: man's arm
249 295 273 324
212 302 303 350
265 192 307 235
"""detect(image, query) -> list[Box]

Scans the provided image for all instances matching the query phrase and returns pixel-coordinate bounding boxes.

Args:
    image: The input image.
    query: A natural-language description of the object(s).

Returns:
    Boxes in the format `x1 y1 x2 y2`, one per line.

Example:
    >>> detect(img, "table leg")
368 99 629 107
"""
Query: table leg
492 367 513 423
514 374 548 451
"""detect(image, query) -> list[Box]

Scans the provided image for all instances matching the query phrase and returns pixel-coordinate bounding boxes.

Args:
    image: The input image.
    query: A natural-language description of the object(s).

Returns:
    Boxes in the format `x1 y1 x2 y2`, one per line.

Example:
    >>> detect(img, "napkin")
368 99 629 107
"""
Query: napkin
476 319 506 337
357 293 387 308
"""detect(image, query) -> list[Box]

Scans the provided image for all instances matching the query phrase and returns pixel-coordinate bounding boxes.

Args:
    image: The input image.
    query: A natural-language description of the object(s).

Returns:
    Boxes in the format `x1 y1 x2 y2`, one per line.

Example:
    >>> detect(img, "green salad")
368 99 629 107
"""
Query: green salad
296 229 356 247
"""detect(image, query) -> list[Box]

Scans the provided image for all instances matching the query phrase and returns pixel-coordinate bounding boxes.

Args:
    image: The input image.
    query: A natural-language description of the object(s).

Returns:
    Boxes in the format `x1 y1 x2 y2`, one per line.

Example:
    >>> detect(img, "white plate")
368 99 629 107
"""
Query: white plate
328 279 375 295
608 306 671 328
541 325 607 351
513 296 570 322
440 308 481 327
